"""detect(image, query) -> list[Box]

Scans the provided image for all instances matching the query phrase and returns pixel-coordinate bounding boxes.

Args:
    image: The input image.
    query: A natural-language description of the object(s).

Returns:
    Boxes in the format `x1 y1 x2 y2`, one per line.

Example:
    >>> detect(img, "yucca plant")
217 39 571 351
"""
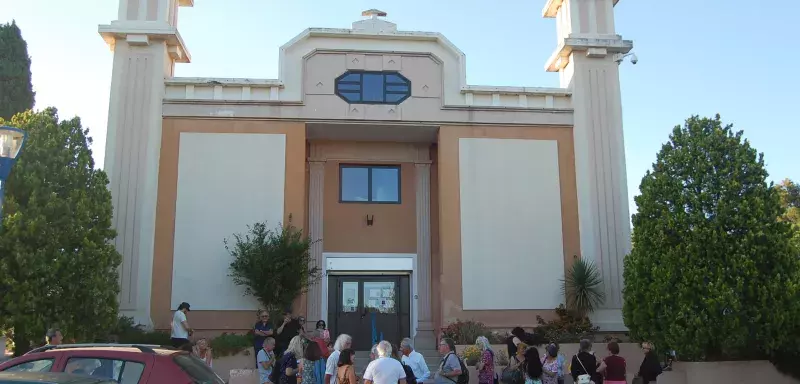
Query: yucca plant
562 257 605 316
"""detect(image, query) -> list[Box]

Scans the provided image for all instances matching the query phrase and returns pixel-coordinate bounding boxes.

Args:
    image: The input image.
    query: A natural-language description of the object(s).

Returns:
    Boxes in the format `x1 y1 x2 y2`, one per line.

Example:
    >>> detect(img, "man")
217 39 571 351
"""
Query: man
325 334 353 384
254 310 274 362
171 302 193 348
275 311 305 356
401 338 430 383
45 328 63 346
370 344 379 360
435 338 462 384
505 327 542 358
363 341 407 384
257 337 277 384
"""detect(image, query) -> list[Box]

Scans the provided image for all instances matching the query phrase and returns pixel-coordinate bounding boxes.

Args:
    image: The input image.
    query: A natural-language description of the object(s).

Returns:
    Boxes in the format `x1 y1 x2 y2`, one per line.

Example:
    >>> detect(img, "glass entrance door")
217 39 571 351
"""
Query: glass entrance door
328 275 410 350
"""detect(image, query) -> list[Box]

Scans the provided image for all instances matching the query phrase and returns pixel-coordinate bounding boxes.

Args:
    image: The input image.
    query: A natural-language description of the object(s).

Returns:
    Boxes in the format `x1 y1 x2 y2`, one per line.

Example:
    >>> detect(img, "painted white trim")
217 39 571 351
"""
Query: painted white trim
321 253 418 339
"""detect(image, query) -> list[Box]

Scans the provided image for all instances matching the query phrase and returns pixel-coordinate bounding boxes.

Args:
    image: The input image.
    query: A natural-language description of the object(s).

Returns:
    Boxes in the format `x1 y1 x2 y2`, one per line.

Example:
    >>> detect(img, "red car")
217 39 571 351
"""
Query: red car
0 344 225 384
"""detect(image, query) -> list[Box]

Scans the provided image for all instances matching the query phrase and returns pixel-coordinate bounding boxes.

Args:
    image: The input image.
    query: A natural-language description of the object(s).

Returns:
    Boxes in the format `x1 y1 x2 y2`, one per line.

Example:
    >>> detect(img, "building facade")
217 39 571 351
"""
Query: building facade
99 0 633 350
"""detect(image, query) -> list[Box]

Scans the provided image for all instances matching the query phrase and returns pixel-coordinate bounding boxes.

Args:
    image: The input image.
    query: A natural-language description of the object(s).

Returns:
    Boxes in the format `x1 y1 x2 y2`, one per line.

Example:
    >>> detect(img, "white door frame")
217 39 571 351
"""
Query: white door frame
321 252 418 340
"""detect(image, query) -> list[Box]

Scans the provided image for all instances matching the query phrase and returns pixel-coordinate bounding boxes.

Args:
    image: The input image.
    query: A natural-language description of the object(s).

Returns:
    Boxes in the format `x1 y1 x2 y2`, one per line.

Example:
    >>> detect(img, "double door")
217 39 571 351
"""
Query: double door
327 275 411 350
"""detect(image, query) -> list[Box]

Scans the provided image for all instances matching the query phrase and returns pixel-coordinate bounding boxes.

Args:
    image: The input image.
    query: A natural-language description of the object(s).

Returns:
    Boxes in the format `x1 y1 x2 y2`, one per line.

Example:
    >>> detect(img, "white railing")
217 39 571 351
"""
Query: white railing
164 77 284 101
461 85 571 109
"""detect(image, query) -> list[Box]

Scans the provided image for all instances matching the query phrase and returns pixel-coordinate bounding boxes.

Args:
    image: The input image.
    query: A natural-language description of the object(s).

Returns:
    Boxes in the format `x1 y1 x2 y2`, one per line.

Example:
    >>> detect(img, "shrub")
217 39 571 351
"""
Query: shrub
623 115 800 362
227 217 321 312
535 305 598 343
562 257 605 316
460 345 481 366
111 316 171 346
209 332 254 358
494 349 509 366
442 320 492 345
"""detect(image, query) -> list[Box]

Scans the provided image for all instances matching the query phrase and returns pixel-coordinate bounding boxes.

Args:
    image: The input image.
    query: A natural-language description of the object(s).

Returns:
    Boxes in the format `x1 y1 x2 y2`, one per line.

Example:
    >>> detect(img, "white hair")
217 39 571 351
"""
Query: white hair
400 338 414 350
333 334 352 352
376 340 393 358
476 336 493 352
371 344 379 356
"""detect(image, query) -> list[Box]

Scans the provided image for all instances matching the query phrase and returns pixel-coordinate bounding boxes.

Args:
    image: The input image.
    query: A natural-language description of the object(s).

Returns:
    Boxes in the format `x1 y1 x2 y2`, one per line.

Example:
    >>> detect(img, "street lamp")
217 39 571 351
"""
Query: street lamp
0 126 28 219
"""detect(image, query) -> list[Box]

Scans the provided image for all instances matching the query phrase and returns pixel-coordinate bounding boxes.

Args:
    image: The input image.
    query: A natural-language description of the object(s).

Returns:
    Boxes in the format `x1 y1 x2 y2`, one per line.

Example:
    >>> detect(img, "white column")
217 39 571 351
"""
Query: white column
414 162 436 349
543 0 632 331
307 161 325 323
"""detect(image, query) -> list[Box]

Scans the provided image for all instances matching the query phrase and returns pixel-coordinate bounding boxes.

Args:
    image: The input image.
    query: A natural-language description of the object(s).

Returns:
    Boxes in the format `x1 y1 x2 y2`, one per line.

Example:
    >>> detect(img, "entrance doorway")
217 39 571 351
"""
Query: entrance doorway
327 275 411 351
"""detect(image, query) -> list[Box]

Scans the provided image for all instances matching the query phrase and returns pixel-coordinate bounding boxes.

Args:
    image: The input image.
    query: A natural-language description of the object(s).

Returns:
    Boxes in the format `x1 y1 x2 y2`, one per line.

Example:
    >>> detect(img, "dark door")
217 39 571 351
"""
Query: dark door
328 275 410 351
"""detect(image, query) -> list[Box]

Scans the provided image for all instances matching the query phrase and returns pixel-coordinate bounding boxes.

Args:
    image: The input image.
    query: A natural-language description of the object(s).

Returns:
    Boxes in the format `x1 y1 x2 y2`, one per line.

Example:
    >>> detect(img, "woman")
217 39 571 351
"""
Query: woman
637 342 662 384
522 347 543 384
280 336 304 384
540 344 559 384
475 336 495 384
502 342 527 384
315 320 330 343
570 340 597 384
300 341 326 384
192 338 213 368
336 348 358 384
597 341 625 384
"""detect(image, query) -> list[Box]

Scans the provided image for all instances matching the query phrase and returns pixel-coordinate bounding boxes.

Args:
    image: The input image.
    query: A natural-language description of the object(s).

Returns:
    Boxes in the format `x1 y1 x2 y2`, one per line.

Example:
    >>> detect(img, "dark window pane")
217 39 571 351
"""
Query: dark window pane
371 167 400 202
341 167 369 202
386 85 409 92
340 73 360 82
337 83 360 91
362 73 385 102
3 359 54 373
339 92 361 102
385 74 405 83
173 355 225 384
385 93 407 103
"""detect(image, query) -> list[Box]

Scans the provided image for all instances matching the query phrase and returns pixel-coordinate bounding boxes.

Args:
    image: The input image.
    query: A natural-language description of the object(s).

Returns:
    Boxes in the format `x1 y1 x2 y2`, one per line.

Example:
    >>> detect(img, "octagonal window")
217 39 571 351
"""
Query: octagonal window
335 71 411 105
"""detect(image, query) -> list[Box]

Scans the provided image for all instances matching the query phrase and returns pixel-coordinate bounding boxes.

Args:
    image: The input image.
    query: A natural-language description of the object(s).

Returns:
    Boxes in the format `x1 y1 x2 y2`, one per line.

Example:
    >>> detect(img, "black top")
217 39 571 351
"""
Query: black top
276 319 302 347
638 351 662 384
505 332 542 357
570 351 597 381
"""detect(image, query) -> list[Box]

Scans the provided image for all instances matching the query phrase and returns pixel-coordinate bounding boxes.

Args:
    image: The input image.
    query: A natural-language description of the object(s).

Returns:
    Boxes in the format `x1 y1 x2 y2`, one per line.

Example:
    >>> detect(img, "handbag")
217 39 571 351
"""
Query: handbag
500 357 524 384
574 355 594 384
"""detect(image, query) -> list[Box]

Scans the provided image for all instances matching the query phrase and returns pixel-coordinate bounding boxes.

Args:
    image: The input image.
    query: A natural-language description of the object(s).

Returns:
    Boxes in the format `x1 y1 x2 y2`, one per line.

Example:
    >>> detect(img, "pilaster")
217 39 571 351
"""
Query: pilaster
543 0 632 330
414 162 436 349
306 161 325 323
99 0 192 328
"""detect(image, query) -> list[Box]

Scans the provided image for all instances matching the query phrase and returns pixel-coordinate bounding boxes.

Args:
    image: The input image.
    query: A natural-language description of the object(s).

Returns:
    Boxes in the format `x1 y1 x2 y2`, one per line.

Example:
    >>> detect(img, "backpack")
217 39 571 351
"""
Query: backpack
401 362 418 384
442 352 469 384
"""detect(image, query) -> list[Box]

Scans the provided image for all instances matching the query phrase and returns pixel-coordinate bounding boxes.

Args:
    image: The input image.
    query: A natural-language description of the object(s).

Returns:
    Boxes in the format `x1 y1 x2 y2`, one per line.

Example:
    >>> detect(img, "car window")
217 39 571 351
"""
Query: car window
64 358 145 383
173 354 225 384
2 358 54 373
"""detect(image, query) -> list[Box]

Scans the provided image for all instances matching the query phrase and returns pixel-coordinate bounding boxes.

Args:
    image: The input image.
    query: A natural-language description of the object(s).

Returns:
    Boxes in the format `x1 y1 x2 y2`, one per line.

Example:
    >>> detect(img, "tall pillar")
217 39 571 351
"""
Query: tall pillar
543 0 632 330
414 162 436 349
99 0 192 327
306 161 325 323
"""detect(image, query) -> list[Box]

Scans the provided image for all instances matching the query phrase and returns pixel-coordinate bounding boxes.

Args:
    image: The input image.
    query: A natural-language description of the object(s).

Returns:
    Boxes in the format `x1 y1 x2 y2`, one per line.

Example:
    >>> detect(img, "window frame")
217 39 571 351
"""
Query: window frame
1 358 56 373
339 164 402 204
334 71 412 105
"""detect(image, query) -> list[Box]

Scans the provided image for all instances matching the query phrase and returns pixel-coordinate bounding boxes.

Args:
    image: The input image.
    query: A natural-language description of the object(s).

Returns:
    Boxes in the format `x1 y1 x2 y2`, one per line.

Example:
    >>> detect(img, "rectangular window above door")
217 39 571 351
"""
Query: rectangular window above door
339 165 401 204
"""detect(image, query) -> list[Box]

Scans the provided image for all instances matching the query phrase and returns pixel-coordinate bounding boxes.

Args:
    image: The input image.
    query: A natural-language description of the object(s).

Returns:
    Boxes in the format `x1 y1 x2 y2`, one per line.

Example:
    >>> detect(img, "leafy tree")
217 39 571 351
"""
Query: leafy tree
0 109 121 355
0 21 35 120
622 115 800 361
227 217 321 313
774 179 800 246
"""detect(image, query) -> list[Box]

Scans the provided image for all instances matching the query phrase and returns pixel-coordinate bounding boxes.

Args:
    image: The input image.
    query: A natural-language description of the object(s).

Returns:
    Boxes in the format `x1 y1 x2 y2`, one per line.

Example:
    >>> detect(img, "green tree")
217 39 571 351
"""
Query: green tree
622 115 800 361
0 109 121 355
774 179 800 245
227 218 320 313
0 21 35 120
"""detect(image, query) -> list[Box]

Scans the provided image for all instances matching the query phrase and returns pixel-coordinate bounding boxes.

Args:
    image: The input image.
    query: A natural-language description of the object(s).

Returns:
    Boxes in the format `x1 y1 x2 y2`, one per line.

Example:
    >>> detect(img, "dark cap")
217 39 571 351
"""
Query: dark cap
178 302 191 311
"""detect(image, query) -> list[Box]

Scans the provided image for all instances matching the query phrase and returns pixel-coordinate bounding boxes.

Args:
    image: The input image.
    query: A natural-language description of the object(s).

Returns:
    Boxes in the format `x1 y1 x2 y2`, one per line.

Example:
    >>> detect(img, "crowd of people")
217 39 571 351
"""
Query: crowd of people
167 304 664 384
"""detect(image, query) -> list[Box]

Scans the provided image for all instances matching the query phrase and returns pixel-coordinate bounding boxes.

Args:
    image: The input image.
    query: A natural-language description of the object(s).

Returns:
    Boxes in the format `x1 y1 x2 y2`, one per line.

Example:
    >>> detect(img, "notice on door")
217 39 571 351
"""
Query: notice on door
343 282 358 312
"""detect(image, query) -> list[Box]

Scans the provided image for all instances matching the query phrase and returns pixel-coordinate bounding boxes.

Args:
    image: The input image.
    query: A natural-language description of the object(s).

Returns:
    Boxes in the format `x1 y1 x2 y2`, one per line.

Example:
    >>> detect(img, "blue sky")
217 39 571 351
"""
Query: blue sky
2 0 798 216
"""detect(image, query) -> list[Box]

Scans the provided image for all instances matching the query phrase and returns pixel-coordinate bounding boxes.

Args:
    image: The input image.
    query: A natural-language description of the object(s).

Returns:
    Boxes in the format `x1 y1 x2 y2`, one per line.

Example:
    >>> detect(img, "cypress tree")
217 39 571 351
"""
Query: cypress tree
0 20 35 120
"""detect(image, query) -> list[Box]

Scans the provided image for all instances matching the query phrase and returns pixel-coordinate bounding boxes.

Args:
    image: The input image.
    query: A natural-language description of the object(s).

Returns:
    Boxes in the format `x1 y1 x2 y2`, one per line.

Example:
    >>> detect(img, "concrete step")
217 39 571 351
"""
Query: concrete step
352 350 443 376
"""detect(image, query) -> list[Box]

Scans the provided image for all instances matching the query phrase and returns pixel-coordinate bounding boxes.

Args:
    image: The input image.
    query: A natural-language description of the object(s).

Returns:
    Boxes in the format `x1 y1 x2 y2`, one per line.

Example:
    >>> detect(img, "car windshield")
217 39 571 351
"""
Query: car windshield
172 355 225 384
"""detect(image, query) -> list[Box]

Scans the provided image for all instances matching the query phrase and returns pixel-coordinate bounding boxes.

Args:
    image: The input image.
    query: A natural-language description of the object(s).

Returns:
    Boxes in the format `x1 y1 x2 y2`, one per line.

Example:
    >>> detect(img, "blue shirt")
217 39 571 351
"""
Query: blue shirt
257 349 275 383
556 354 565 378
255 321 273 349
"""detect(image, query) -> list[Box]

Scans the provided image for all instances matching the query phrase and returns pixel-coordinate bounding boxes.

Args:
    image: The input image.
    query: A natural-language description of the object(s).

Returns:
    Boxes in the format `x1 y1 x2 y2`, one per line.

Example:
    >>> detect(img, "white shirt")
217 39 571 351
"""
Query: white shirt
171 310 188 339
364 357 406 384
402 351 430 382
325 349 341 384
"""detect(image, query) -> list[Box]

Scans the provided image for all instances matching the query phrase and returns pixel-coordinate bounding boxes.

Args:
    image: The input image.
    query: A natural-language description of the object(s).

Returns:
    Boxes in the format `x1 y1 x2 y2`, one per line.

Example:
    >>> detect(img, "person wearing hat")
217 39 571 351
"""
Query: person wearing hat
171 302 194 348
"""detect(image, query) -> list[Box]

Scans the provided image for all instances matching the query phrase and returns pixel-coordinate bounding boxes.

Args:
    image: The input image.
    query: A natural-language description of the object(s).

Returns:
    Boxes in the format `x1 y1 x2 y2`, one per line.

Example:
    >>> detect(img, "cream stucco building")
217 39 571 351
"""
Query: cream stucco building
99 0 633 350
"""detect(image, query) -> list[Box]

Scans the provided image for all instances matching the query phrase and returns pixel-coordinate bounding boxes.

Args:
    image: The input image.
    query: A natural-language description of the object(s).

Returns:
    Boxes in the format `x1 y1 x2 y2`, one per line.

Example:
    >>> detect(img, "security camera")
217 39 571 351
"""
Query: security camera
615 52 638 65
